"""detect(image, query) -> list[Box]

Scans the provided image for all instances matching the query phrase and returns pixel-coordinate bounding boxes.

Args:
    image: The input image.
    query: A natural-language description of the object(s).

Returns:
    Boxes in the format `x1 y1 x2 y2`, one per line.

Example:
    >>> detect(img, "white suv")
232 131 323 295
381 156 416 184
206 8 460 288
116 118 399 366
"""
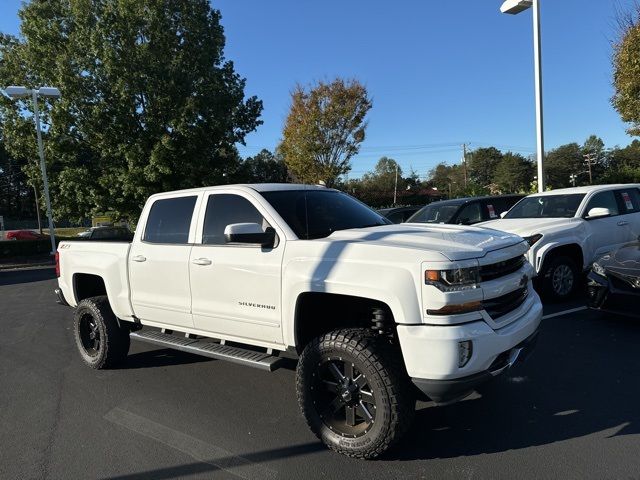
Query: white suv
479 184 640 299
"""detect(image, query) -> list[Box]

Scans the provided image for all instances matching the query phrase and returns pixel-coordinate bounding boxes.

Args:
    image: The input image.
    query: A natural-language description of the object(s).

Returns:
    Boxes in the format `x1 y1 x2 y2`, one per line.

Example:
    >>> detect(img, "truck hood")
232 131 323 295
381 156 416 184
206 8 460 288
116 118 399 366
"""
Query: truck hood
478 217 575 238
326 224 524 261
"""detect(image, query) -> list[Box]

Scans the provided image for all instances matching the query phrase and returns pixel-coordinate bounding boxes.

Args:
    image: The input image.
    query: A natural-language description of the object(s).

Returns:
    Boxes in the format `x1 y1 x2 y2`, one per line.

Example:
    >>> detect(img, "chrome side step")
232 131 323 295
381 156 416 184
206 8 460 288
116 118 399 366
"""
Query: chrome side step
130 330 283 371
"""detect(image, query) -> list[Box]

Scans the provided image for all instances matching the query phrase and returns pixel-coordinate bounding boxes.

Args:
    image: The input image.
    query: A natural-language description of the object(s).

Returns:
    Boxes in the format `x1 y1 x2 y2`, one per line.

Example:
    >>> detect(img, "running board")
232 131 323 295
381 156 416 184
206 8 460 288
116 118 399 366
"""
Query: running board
130 330 283 371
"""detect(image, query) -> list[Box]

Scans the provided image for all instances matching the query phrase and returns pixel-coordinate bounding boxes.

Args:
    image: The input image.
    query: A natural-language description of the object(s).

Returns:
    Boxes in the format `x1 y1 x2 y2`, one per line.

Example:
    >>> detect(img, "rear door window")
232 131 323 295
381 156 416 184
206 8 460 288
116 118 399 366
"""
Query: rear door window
143 196 197 244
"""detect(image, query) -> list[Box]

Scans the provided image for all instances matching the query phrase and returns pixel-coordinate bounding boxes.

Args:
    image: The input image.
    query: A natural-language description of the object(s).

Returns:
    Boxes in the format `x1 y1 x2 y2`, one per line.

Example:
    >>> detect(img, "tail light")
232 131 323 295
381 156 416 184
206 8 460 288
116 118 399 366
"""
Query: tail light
55 251 60 277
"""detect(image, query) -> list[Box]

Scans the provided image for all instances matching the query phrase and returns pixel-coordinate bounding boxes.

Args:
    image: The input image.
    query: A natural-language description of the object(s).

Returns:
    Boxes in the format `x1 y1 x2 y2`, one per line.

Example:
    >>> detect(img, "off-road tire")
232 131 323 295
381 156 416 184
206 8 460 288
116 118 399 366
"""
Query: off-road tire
296 328 415 459
73 296 130 369
541 255 578 301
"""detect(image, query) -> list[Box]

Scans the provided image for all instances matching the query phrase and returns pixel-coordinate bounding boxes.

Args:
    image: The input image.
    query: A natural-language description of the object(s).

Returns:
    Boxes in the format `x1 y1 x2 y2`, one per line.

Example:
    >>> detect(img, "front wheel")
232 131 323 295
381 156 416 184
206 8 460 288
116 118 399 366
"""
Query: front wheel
541 256 578 300
73 296 130 369
296 328 415 459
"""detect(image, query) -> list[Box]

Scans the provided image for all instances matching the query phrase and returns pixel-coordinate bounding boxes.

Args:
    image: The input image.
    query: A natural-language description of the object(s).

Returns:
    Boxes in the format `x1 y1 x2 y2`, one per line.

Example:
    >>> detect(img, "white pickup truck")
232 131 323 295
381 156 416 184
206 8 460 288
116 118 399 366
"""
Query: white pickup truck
55 184 542 458
480 184 640 299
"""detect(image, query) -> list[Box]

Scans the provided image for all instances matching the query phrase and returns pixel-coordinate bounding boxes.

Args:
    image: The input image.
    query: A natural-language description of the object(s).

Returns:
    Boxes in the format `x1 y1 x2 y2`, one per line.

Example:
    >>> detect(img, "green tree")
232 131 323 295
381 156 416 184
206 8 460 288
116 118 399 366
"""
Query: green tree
426 162 473 198
361 157 403 192
0 0 262 222
494 152 534 193
467 147 503 188
612 6 640 136
234 149 289 183
279 78 372 187
602 140 640 183
544 143 583 188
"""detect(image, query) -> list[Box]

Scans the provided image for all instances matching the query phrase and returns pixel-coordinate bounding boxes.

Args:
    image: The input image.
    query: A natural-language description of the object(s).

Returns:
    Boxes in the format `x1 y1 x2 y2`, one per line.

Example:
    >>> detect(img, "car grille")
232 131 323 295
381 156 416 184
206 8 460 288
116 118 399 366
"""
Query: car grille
482 286 528 319
480 255 526 282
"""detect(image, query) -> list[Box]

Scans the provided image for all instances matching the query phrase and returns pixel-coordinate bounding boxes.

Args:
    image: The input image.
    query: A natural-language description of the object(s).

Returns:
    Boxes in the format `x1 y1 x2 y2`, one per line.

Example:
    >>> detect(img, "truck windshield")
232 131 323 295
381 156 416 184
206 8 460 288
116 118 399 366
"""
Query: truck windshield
261 190 390 239
505 194 585 219
408 203 460 223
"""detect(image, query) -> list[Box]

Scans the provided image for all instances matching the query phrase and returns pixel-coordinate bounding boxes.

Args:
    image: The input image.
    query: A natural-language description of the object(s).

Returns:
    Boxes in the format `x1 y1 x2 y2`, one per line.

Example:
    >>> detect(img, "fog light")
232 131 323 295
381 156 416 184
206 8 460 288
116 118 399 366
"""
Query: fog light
458 340 473 368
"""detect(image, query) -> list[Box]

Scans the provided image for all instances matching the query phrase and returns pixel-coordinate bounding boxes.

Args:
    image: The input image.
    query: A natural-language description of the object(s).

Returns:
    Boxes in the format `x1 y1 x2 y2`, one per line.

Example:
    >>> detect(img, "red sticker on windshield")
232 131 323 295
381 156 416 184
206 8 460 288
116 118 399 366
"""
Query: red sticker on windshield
622 192 633 210
487 204 497 218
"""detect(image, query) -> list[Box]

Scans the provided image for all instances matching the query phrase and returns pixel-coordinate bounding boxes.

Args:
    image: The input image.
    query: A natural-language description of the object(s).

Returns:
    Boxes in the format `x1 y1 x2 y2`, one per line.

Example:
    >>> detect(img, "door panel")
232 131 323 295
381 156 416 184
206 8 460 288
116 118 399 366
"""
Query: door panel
189 193 284 344
615 188 640 242
129 243 194 327
129 194 200 328
583 190 627 261
190 245 283 343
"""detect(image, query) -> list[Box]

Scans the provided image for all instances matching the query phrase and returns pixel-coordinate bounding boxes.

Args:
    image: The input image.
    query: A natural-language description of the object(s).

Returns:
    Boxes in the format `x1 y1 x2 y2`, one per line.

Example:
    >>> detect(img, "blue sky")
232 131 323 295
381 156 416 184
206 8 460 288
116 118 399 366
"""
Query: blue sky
1 0 636 179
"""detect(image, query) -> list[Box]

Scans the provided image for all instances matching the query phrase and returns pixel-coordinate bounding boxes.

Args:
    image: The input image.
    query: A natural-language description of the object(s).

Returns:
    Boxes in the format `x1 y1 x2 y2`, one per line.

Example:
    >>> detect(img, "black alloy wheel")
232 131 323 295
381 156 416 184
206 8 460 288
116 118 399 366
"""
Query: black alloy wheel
311 357 377 438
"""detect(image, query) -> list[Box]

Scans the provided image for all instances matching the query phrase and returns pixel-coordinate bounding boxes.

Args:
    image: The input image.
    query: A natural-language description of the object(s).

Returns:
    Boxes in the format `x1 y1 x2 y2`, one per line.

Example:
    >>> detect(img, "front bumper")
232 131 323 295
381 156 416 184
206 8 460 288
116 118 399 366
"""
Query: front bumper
412 331 538 403
397 288 542 403
587 272 640 318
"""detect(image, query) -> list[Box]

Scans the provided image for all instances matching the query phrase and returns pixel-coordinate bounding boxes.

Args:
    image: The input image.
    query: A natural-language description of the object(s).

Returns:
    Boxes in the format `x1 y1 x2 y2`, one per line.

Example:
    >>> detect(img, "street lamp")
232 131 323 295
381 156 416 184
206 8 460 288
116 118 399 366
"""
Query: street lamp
4 85 61 255
500 0 546 193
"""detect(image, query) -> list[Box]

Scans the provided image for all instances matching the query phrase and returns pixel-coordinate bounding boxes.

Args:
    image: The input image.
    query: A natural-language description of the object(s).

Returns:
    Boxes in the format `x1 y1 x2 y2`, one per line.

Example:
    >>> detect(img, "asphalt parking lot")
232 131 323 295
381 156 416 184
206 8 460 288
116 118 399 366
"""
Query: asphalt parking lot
1 268 639 480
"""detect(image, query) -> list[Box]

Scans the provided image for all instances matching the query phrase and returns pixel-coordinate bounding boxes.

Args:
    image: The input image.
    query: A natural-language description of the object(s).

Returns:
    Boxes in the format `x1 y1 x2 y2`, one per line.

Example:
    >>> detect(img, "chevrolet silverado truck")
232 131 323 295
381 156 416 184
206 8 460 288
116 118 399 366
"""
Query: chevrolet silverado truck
55 184 542 458
479 184 640 300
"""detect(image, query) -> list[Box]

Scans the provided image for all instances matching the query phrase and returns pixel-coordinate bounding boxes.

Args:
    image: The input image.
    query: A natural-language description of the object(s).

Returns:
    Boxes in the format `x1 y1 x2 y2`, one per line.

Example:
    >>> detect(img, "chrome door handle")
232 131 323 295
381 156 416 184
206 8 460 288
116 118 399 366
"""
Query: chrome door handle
192 258 212 266
618 220 629 226
131 255 146 262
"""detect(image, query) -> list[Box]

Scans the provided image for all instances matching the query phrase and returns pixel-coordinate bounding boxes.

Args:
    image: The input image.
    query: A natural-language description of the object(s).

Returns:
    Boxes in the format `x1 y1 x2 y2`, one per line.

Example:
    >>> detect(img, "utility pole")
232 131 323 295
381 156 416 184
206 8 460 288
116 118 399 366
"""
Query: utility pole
33 186 42 234
393 163 399 205
462 144 468 187
583 153 594 184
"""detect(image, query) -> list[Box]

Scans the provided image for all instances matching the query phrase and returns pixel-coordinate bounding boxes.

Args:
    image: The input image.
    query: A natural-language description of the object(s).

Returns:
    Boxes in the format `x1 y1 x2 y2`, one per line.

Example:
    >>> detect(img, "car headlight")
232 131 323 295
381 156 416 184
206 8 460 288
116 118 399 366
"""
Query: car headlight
591 262 607 278
524 234 543 246
425 266 480 292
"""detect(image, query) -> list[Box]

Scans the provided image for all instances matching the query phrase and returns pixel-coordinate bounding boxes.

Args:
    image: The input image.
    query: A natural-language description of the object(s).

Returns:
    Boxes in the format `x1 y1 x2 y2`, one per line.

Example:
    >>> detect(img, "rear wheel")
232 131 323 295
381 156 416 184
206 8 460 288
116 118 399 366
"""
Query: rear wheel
73 296 130 369
541 255 578 300
296 328 415 459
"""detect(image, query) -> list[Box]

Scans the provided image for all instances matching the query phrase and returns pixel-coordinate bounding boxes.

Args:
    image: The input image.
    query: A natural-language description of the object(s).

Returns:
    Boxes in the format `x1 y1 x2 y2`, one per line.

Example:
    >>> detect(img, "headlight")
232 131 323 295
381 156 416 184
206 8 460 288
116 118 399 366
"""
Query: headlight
591 262 607 278
425 266 480 291
524 234 543 246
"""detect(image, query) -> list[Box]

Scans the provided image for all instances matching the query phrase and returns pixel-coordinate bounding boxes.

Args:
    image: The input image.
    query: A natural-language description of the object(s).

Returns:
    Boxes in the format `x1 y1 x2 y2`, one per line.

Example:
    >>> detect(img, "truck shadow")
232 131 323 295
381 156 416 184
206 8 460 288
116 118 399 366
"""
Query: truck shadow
119 348 213 369
393 310 640 461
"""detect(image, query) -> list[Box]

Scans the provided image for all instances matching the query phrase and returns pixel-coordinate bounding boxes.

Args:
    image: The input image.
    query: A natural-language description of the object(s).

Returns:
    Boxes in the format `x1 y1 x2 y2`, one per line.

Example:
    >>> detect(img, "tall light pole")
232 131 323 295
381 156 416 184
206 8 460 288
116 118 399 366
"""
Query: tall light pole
501 0 545 193
4 85 61 255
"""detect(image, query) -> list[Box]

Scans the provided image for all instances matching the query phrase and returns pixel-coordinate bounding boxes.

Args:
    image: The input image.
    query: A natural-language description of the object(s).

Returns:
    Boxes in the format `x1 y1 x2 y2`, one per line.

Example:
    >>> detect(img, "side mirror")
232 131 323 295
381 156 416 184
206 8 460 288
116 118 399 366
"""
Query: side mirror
500 211 508 219
586 207 611 219
224 223 276 248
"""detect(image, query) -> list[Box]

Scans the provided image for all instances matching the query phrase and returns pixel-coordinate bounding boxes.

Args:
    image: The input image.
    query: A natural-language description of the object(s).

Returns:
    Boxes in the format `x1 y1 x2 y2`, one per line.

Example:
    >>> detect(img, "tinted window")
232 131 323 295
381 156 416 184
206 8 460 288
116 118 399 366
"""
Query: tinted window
456 202 482 225
261 190 389 240
585 191 619 216
387 211 404 224
408 203 461 223
143 196 197 244
505 194 585 219
617 188 640 213
202 194 266 245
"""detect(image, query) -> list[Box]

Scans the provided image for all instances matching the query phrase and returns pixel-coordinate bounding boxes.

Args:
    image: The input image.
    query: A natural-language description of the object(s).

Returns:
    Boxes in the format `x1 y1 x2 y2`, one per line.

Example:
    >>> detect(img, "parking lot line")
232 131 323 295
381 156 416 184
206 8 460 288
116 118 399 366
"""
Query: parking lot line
104 408 277 480
542 306 588 320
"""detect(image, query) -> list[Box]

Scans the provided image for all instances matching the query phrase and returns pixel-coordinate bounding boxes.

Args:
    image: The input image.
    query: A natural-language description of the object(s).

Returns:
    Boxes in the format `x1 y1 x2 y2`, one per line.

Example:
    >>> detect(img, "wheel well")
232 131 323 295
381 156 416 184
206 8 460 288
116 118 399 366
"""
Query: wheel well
73 274 107 303
294 292 395 354
543 244 584 271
